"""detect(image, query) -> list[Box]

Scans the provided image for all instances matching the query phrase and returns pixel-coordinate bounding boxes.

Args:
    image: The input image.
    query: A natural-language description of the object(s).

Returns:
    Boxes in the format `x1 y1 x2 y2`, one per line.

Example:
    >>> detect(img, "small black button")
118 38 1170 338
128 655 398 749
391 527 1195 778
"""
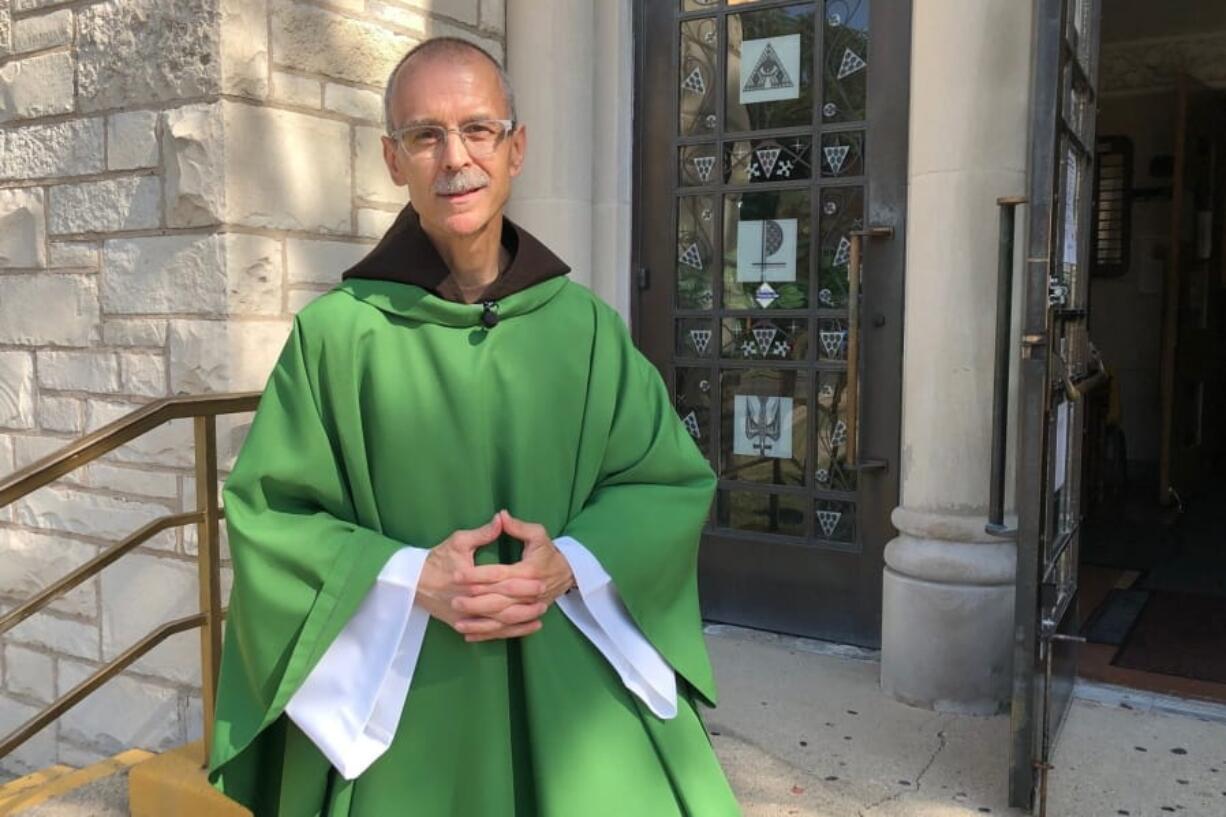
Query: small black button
481 301 500 328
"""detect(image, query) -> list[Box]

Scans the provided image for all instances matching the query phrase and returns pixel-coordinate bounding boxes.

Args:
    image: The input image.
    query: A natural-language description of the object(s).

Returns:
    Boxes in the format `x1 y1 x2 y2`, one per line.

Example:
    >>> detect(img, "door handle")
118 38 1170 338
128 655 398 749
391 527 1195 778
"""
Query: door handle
987 196 1025 537
845 226 894 469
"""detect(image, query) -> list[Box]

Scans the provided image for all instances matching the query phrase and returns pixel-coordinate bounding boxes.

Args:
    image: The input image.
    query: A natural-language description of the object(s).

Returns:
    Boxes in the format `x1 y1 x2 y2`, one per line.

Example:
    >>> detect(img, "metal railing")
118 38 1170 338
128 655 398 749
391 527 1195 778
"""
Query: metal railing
0 393 261 766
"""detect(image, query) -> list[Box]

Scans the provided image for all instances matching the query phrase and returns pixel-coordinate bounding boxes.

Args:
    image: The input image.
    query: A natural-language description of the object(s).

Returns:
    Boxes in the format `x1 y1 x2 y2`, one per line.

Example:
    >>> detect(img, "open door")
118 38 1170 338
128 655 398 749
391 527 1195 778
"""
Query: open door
1160 77 1225 505
1010 0 1102 813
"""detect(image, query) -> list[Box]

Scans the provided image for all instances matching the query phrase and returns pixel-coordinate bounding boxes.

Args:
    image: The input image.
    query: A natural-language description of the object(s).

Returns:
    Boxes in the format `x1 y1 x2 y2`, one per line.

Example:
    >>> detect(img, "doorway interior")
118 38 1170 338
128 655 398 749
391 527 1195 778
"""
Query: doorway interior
1075 0 1226 704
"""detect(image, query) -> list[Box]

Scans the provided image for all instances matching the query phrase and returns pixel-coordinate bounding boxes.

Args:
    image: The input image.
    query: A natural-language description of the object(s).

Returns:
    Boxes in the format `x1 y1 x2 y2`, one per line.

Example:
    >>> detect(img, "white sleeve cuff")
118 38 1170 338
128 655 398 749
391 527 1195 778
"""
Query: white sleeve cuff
552 535 678 719
284 545 430 780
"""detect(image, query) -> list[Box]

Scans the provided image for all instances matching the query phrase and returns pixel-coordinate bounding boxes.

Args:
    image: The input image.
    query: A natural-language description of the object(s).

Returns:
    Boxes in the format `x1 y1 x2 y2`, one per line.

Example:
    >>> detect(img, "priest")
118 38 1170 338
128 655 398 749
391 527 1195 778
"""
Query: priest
207 36 741 816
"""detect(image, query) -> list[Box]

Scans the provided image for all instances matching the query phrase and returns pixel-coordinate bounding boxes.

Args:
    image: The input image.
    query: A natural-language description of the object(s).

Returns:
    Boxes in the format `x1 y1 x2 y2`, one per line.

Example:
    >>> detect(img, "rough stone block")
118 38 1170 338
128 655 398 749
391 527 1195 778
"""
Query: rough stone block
356 207 398 238
286 238 370 285
3 644 54 703
0 50 74 123
224 102 353 233
76 0 221 113
0 118 105 181
10 8 72 54
47 240 100 269
37 395 83 434
270 70 320 108
324 82 383 122
87 400 193 468
367 1 426 33
0 187 45 268
86 462 179 501
169 319 290 394
0 274 100 346
102 318 167 348
107 110 159 171
0 695 58 774
0 350 36 429
36 349 119 392
0 433 14 472
57 657 181 753
100 552 200 683
287 288 325 315
271 0 412 87
15 484 170 540
355 125 405 205
162 102 224 228
220 0 268 99
5 608 101 661
48 176 161 235
0 526 98 617
101 234 226 316
12 434 78 472
224 233 282 316
480 0 505 31
119 352 167 397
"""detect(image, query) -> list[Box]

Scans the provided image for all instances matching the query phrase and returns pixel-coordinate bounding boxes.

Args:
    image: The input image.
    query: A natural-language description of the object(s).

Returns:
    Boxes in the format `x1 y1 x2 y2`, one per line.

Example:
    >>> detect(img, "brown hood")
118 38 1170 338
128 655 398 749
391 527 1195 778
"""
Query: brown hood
340 203 571 304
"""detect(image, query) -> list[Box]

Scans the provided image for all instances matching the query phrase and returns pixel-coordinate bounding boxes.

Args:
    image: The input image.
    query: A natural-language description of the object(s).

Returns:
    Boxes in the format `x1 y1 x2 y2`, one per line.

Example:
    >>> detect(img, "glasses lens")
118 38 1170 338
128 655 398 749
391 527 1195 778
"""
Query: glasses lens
462 121 506 157
404 126 443 155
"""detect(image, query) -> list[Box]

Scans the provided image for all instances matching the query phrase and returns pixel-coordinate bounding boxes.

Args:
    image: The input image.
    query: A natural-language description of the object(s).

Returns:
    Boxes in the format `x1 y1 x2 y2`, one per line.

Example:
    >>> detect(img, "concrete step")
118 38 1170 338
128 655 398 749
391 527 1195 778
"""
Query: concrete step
0 767 75 810
0 750 151 817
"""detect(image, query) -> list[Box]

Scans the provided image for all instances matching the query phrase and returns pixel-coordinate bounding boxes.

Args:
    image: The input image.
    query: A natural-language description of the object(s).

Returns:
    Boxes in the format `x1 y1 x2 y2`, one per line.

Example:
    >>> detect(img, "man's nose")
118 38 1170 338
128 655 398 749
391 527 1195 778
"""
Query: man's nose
439 130 471 169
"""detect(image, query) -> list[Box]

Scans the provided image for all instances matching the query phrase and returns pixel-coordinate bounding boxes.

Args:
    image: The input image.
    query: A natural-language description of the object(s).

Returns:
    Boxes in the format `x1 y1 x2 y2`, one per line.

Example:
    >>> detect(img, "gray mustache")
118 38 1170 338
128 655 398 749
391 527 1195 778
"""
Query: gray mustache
434 170 490 195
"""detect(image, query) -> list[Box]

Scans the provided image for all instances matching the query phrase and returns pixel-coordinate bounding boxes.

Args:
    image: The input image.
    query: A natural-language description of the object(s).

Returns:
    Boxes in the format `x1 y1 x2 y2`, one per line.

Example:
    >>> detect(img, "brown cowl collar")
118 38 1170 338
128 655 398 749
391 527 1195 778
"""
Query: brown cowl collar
340 203 571 304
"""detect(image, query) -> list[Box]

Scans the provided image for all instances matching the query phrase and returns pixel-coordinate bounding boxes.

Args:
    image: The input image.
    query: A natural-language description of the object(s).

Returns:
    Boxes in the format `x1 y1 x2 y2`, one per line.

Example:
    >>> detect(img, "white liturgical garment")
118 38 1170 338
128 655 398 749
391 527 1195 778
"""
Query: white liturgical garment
284 536 677 780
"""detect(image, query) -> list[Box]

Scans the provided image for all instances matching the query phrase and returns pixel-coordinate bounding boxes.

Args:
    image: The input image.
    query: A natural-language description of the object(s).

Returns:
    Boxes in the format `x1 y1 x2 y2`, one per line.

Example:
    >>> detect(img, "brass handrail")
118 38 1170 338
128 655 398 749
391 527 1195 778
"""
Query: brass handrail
0 392 261 766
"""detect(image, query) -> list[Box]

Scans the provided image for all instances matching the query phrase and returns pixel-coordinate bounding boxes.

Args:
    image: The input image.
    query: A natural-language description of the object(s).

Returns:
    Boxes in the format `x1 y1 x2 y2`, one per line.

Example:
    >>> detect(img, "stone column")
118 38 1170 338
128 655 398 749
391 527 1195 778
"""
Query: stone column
880 0 1033 714
505 1 596 293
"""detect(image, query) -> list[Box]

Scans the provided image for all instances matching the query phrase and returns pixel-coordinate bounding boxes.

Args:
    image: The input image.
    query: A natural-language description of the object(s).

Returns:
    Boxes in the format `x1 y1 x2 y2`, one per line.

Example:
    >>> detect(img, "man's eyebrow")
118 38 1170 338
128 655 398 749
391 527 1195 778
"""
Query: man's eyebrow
399 113 501 129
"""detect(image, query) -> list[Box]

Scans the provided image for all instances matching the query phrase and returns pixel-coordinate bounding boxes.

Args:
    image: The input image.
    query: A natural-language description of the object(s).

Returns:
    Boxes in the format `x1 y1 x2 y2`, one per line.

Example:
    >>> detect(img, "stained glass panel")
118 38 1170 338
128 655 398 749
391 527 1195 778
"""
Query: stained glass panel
822 0 869 123
816 371 856 492
814 497 857 546
723 190 811 310
718 489 807 536
719 367 809 486
816 186 863 309
680 144 719 186
726 4 816 132
820 130 864 177
680 18 719 136
677 318 717 358
677 195 717 309
721 317 808 361
723 136 812 184
675 366 714 458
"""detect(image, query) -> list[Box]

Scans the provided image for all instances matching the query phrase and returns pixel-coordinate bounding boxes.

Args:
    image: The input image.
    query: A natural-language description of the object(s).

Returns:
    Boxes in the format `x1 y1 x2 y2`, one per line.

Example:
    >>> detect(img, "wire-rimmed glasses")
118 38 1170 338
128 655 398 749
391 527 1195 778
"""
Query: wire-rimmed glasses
389 119 516 160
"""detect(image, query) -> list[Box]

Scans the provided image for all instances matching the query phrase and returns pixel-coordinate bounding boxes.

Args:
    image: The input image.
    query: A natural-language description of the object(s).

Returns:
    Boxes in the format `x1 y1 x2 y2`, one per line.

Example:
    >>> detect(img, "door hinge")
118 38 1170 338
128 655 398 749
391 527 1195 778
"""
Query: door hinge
636 266 650 291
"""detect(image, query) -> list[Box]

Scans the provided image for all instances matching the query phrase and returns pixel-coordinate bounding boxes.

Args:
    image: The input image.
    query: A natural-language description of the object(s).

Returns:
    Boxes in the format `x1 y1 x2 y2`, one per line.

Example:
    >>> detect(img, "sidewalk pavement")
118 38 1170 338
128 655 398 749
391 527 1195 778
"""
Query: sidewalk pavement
706 625 1226 817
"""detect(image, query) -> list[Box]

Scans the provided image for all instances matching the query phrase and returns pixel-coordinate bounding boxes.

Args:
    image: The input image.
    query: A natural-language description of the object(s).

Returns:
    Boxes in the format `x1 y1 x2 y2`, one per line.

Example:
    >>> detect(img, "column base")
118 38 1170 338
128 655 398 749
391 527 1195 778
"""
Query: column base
880 508 1017 715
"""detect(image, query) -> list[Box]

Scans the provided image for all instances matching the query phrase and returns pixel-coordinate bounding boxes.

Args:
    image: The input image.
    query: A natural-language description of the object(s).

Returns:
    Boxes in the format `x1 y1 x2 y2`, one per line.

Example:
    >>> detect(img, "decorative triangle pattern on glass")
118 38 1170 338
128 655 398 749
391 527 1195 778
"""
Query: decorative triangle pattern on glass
679 242 703 270
743 43 795 93
681 410 701 440
820 330 848 358
755 147 781 178
754 281 779 308
689 328 712 355
836 49 867 80
691 155 715 183
824 145 851 175
752 325 778 353
816 509 843 538
832 235 852 267
682 66 706 96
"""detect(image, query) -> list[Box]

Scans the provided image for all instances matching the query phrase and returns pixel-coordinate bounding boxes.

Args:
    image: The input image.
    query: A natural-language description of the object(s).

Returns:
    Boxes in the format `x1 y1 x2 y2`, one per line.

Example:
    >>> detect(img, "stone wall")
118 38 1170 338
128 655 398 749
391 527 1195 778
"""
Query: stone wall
0 0 504 774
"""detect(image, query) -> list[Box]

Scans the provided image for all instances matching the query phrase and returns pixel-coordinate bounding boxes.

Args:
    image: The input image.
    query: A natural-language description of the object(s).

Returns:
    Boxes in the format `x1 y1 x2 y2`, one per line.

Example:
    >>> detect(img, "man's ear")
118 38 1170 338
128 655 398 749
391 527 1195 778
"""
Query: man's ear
508 124 527 178
381 135 409 186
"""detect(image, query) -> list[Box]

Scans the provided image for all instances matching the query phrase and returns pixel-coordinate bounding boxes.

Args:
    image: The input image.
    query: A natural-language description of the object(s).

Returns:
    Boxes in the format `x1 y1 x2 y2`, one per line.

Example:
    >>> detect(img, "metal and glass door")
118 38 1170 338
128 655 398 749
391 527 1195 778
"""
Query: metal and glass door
1010 0 1101 812
634 0 910 645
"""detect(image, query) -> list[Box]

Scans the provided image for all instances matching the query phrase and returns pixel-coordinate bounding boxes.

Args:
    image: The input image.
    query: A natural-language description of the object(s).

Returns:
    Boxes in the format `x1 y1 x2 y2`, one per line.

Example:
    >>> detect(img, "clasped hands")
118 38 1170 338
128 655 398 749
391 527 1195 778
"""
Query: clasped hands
416 509 575 642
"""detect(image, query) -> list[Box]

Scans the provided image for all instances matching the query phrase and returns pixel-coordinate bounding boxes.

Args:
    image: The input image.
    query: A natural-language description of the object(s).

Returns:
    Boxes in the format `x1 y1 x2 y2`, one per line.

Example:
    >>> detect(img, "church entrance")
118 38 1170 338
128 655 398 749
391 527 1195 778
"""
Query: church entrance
632 0 911 646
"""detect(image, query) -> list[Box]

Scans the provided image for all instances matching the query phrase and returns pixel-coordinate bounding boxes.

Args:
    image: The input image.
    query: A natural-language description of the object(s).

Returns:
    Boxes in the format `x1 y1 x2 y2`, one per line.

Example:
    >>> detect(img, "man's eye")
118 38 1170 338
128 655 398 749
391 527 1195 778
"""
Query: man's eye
463 123 499 141
410 129 442 146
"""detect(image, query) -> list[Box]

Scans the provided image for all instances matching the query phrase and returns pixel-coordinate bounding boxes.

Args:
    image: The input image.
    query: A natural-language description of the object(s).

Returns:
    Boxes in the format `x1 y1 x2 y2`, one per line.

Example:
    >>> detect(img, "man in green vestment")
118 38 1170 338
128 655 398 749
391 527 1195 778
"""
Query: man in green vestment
207 36 741 816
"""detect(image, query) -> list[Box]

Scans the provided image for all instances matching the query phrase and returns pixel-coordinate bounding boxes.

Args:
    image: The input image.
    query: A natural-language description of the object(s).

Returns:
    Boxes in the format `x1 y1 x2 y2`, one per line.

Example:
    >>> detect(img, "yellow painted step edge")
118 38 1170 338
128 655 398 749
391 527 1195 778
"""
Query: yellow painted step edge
0 749 153 816
0 766 74 807
128 741 252 817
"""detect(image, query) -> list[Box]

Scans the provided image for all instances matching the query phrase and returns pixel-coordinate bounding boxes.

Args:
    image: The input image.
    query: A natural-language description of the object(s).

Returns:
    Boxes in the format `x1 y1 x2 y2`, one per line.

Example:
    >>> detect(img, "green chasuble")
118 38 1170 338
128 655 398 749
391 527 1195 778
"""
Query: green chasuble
207 209 741 816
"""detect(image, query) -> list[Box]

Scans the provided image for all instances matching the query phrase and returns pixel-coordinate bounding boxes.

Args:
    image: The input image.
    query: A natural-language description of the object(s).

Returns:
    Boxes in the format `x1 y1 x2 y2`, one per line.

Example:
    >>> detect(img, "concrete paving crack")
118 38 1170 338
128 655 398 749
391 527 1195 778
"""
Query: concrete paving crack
858 719 950 816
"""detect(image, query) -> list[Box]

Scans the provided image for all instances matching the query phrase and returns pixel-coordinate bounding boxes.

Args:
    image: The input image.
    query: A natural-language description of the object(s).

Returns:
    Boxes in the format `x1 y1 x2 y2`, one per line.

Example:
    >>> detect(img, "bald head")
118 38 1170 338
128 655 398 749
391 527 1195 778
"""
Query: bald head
383 37 517 134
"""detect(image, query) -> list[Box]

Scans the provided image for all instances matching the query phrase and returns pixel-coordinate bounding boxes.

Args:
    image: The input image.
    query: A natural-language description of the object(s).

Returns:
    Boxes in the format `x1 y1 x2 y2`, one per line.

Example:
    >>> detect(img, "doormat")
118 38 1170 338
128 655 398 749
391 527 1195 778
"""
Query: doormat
1079 588 1150 645
1137 553 1226 599
1113 592 1226 684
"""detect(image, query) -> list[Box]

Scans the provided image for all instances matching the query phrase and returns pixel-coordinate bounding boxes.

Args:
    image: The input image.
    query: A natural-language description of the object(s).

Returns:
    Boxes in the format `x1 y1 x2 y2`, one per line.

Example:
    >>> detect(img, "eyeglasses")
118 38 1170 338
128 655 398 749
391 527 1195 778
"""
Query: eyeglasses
389 119 516 159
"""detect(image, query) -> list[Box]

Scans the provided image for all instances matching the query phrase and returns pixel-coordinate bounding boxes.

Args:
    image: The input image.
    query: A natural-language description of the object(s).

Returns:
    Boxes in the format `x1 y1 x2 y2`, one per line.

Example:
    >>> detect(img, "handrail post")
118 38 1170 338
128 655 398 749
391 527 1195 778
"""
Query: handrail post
194 415 222 769
987 196 1026 536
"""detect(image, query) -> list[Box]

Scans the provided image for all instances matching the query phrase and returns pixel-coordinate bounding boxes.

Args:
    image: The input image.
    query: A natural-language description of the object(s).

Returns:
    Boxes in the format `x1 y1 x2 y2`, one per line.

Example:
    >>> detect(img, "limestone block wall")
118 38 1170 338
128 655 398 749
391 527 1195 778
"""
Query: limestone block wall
0 0 504 775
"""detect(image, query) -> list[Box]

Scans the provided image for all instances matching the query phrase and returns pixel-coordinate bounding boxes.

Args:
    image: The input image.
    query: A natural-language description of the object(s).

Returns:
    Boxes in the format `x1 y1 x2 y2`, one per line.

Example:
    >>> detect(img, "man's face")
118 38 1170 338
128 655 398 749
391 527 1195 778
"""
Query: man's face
381 54 525 239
